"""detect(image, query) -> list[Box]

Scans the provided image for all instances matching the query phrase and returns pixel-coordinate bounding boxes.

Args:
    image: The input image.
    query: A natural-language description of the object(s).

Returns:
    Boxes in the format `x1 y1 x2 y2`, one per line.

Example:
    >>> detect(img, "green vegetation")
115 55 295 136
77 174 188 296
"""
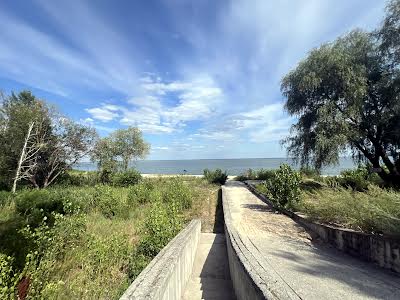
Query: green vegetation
0 91 97 192
235 168 276 181
0 173 220 299
264 164 301 209
91 127 150 174
255 164 400 236
281 0 400 186
203 168 228 185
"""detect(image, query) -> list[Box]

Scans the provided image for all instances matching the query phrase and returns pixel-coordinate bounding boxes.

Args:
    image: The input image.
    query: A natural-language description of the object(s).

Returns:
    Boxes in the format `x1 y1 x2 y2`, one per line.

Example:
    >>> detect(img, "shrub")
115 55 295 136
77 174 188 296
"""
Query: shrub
203 169 228 185
256 169 276 180
56 170 99 186
162 178 193 210
92 186 130 219
0 254 17 300
128 180 154 205
299 166 321 178
112 169 142 187
15 190 65 227
265 164 301 209
339 166 382 191
136 202 183 257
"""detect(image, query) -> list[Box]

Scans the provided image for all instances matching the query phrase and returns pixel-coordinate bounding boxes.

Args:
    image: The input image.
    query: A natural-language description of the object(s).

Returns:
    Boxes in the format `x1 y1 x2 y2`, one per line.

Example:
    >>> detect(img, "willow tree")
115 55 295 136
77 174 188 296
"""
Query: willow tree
281 0 400 185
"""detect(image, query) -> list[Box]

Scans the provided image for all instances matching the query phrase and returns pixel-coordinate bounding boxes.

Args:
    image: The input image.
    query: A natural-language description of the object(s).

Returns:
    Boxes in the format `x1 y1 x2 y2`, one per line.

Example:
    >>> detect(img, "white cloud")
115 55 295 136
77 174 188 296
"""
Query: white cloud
86 104 120 122
86 74 225 134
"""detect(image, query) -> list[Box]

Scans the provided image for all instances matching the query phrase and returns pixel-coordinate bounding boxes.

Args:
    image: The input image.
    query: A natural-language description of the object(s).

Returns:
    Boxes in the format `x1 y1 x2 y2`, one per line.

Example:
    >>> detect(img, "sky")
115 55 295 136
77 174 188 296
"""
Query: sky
0 0 387 160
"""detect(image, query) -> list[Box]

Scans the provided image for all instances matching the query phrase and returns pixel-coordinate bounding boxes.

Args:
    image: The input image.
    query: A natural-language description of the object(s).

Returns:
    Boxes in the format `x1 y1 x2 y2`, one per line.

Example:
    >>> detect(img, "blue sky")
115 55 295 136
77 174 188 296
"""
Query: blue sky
0 0 386 160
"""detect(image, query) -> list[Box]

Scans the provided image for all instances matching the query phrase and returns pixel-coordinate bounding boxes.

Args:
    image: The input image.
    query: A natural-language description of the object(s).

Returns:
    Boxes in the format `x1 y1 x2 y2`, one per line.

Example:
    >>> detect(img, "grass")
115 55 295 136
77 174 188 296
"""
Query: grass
0 175 220 299
255 178 400 236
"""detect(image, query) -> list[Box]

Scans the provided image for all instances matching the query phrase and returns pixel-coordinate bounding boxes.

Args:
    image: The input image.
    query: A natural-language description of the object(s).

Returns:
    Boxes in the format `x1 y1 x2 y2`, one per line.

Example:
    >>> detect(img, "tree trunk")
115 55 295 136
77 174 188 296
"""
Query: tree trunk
12 122 34 193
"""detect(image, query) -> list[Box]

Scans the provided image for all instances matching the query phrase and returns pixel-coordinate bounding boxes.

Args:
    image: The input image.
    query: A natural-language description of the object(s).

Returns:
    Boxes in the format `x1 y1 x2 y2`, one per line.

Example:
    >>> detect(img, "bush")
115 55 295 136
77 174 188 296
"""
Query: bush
15 190 65 227
265 164 301 209
56 170 99 186
162 178 193 210
256 169 276 181
235 168 275 181
339 166 382 191
299 166 320 178
128 180 154 205
136 202 183 257
112 169 142 187
203 169 228 185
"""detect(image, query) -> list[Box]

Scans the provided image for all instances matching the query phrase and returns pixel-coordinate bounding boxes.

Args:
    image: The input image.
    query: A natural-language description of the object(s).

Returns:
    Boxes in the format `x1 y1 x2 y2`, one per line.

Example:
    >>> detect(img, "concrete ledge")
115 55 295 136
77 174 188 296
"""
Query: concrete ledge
222 185 301 300
120 219 201 300
245 181 400 274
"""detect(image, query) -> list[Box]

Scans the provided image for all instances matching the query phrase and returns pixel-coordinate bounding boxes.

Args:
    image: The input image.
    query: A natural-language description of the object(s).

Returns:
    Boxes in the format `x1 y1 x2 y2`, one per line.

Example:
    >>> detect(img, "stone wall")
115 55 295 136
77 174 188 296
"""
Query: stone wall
120 219 201 300
245 181 400 274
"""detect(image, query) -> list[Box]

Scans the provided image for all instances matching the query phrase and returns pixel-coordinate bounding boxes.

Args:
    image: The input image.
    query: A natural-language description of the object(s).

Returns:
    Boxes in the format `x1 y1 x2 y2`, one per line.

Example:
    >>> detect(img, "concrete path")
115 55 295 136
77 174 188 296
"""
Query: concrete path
224 181 400 300
182 233 235 300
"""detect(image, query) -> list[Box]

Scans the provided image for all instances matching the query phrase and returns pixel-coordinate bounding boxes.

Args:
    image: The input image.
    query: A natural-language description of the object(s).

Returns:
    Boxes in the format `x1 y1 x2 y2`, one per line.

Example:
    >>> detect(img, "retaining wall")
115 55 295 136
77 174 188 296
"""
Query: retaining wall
245 181 400 274
120 219 201 300
222 185 301 300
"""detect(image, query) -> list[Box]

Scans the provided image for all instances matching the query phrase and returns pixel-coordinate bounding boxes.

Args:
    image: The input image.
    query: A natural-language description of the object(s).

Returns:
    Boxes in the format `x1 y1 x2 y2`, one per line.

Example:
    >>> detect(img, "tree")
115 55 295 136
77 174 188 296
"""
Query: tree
281 2 400 186
113 127 150 171
0 91 97 189
91 127 150 172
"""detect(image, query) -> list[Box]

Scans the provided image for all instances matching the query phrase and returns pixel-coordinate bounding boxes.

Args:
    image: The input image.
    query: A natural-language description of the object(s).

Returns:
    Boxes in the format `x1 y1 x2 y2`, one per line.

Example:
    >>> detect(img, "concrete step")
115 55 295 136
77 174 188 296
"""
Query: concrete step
182 278 235 300
181 233 235 300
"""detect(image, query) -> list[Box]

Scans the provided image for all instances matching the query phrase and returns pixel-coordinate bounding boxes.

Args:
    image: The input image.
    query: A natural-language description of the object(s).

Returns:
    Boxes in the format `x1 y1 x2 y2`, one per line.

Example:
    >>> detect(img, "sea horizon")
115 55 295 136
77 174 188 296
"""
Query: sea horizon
74 157 356 176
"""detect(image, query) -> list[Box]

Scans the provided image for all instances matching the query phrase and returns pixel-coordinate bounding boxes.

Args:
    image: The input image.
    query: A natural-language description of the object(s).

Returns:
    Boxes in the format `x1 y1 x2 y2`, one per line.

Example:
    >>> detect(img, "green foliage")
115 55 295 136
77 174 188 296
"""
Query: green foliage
15 190 65 227
162 178 193 210
236 168 275 181
91 127 150 173
112 169 142 187
136 201 183 257
281 4 400 185
299 185 400 235
57 170 99 186
338 167 382 191
0 90 97 190
264 164 301 209
203 169 228 185
128 180 155 205
0 176 211 299
0 254 18 300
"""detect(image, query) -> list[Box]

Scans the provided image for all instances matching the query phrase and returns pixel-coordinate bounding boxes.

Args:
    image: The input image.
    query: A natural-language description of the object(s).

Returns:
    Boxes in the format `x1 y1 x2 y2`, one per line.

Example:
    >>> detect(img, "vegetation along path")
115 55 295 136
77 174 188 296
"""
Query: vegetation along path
223 181 400 300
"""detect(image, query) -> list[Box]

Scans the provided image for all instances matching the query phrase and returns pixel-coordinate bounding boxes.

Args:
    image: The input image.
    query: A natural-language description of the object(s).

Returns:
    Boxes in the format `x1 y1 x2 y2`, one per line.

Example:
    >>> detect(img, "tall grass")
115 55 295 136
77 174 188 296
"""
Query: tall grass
298 185 400 235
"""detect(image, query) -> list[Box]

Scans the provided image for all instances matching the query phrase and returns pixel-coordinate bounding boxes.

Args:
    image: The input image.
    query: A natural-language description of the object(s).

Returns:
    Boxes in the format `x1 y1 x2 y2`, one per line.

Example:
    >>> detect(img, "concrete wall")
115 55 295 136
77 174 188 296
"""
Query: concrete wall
245 182 400 274
222 186 300 300
120 219 201 300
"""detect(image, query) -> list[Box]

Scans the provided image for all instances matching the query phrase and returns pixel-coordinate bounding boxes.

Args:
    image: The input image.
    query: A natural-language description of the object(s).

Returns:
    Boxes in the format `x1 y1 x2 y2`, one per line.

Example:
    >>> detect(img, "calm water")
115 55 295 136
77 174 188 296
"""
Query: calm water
74 158 356 176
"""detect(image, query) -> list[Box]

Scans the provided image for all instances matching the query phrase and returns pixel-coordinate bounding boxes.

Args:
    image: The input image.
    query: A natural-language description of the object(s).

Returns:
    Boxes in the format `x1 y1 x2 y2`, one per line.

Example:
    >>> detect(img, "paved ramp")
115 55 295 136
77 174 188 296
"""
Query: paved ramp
182 233 235 300
223 181 400 300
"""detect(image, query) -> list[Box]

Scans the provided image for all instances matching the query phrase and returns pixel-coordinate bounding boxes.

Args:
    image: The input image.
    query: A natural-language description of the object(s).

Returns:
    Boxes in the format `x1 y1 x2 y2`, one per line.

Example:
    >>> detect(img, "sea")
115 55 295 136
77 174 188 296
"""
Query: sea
74 157 356 176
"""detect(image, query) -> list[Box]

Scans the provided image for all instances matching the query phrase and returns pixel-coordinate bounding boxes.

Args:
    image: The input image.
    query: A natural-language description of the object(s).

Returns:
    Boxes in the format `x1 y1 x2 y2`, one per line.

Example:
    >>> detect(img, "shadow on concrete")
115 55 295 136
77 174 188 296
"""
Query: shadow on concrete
198 234 235 300
268 240 400 299
213 189 225 233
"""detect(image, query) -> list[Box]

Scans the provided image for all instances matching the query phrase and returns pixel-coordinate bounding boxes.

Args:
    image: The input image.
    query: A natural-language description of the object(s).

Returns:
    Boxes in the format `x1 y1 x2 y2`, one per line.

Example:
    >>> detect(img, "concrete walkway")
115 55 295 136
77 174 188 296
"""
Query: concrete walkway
182 233 235 300
224 181 400 300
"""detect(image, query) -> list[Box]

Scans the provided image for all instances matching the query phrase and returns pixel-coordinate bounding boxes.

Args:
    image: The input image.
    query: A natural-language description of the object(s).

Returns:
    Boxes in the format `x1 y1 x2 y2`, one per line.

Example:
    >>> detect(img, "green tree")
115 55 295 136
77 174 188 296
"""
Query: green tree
0 91 97 189
281 1 400 186
91 127 150 172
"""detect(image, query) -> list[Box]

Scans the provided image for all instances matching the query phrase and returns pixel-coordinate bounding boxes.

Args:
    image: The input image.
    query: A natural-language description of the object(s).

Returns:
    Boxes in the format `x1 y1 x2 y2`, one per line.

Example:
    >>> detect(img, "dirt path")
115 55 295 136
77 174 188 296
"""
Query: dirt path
224 181 400 300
